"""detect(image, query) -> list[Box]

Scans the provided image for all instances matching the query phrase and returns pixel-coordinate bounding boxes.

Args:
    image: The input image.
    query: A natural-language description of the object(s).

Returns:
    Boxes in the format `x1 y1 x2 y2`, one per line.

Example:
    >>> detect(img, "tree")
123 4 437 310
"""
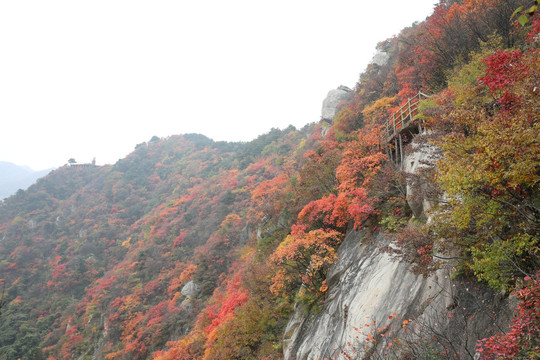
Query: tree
0 281 5 318
430 47 540 290
269 229 343 299
477 271 540 359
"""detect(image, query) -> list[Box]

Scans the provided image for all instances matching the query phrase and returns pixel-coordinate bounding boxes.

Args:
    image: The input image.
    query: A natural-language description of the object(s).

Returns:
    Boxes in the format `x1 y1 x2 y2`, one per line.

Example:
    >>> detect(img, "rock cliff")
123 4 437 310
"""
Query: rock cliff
321 86 353 122
283 138 515 360
283 229 514 359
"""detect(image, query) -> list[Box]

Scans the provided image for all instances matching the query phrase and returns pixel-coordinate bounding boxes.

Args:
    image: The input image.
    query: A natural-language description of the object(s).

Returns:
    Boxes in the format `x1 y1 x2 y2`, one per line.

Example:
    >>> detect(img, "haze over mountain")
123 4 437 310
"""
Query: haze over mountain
0 161 53 200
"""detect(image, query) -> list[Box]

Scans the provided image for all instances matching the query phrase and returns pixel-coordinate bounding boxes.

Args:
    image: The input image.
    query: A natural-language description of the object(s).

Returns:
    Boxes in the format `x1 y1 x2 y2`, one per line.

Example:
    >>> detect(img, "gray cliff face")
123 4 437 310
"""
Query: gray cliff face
321 86 353 122
283 230 514 360
283 139 514 360
403 135 440 218
370 51 389 66
283 230 449 359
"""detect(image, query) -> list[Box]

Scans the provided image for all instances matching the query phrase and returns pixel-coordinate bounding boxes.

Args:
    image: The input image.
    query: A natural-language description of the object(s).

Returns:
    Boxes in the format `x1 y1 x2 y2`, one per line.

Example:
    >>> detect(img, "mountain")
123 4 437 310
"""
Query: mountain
0 161 53 200
0 1 538 359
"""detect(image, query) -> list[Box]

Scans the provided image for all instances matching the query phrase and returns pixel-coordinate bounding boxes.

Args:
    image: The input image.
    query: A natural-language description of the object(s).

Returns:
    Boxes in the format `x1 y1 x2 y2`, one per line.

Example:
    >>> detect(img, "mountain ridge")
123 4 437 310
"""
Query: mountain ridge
0 1 538 359
0 161 54 200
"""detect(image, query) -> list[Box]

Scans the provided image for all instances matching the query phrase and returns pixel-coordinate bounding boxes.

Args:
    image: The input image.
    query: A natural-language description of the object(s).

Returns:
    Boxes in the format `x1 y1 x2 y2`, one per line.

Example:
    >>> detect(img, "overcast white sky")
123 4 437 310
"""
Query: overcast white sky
0 1 436 170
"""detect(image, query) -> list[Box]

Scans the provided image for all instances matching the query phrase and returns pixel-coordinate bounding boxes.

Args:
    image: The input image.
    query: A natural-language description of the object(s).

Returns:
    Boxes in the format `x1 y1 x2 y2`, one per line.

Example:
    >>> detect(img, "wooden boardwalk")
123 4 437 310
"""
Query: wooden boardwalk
384 92 430 143
384 92 430 164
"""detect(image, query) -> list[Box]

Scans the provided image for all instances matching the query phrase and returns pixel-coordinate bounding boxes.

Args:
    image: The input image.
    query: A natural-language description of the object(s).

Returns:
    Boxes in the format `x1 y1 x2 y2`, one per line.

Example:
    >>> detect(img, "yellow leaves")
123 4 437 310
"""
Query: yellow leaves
429 45 540 291
121 237 132 248
361 96 397 125
10 296 22 305
220 213 242 229
268 229 343 297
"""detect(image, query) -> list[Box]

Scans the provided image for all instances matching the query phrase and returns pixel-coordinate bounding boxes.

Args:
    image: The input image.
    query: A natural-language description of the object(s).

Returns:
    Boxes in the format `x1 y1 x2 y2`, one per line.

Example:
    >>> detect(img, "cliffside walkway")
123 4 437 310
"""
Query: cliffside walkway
384 92 430 143
384 92 430 164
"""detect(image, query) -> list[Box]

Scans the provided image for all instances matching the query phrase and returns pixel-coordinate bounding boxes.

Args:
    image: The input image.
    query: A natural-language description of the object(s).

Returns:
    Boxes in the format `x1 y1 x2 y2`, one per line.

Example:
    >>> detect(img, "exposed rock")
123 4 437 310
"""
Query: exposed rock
370 51 390 66
257 214 288 243
256 216 269 243
180 281 200 312
321 123 331 138
239 224 252 245
283 230 514 360
321 86 353 122
181 280 200 298
402 135 440 218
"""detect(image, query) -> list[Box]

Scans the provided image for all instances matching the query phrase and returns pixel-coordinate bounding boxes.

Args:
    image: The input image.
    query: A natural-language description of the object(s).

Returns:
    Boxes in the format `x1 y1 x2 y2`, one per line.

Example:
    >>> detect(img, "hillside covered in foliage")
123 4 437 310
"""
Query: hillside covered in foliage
0 1 539 359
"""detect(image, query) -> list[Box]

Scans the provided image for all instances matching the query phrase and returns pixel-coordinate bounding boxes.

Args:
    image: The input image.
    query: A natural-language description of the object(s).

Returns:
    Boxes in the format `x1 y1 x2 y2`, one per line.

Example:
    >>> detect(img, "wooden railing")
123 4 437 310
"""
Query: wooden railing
384 92 430 143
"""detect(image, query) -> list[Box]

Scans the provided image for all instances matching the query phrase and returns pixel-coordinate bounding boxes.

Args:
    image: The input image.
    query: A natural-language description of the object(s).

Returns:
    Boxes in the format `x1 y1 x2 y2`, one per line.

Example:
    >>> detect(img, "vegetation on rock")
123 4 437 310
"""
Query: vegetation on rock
0 1 538 359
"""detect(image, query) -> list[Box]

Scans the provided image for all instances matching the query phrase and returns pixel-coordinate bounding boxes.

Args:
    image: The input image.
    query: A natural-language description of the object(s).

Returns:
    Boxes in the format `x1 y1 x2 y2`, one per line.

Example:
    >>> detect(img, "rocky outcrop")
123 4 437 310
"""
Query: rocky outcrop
402 135 440 218
180 280 200 311
283 230 514 360
370 51 389 66
321 86 353 122
181 280 200 298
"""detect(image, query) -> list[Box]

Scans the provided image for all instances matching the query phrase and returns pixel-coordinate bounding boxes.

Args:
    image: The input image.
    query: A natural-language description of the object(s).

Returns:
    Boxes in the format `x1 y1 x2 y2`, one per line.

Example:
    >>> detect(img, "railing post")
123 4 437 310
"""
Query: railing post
408 99 412 125
399 133 404 164
394 137 399 163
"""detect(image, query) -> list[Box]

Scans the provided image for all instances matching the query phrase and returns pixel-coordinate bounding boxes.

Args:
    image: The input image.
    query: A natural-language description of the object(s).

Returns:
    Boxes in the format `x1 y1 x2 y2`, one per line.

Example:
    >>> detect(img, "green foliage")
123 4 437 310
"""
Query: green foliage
380 215 408 233
428 46 540 290
1 2 539 359
203 297 288 360
471 234 538 290
511 0 539 26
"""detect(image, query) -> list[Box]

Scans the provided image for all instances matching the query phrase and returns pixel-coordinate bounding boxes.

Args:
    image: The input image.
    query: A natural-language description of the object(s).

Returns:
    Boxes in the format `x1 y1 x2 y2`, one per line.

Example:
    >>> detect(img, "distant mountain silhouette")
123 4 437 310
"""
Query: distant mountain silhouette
0 161 53 199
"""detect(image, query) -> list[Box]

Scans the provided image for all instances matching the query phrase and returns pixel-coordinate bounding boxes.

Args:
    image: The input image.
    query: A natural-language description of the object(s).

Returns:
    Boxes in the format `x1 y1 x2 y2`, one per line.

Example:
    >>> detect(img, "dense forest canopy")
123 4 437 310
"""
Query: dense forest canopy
0 1 538 359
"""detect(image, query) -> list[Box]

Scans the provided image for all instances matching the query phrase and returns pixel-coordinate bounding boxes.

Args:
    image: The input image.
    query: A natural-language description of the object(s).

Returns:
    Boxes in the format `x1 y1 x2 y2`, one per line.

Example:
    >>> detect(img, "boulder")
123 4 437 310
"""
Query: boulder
370 51 389 66
180 280 200 298
321 86 353 122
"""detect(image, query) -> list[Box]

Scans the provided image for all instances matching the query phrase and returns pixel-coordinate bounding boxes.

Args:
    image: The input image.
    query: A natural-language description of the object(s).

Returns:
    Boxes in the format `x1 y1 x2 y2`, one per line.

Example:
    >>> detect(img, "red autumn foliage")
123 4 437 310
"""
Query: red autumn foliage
476 271 540 359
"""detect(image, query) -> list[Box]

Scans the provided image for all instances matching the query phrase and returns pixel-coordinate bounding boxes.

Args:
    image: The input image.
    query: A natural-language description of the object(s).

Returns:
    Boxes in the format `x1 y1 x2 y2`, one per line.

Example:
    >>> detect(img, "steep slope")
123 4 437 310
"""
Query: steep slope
0 1 538 359
283 230 515 360
0 128 320 359
281 2 540 358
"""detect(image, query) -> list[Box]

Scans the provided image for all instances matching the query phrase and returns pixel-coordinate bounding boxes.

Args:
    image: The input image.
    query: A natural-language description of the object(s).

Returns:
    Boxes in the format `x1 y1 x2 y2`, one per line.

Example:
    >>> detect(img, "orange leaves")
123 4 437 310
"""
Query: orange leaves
361 96 397 126
251 174 291 220
336 127 386 192
220 213 242 229
297 193 349 229
326 126 387 229
179 264 197 283
269 229 343 298
296 123 386 231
